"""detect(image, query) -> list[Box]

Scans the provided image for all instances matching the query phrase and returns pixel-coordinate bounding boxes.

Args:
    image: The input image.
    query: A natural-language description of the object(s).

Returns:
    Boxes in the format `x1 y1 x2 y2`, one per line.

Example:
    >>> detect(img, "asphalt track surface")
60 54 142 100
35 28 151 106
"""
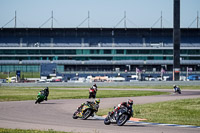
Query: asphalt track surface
0 89 200 133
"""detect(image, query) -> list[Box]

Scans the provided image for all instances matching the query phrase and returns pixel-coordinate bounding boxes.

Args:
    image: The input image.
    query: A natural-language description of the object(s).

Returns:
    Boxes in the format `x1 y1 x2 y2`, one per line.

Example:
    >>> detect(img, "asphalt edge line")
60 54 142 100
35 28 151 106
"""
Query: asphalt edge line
94 115 200 129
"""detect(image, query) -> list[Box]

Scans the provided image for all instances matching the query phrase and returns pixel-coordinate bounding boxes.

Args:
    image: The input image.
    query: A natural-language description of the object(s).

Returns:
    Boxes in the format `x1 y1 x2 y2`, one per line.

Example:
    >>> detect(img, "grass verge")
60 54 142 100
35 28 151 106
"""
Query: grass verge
0 128 71 133
97 98 200 126
0 88 168 102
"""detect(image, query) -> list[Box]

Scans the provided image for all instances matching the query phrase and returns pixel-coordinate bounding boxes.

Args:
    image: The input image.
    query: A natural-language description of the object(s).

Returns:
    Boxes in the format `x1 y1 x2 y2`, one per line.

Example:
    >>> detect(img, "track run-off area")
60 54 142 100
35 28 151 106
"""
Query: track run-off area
0 88 200 133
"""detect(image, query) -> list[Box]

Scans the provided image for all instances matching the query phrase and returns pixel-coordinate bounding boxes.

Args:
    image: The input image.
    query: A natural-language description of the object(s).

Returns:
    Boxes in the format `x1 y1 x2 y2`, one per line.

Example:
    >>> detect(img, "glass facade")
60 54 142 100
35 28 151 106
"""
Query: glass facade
1 48 200 72
0 28 200 73
0 65 40 72
0 49 200 60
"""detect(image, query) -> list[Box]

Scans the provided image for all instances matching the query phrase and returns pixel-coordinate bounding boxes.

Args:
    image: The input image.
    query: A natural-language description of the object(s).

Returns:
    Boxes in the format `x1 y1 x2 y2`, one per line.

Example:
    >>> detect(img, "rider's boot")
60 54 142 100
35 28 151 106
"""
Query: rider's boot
91 113 94 117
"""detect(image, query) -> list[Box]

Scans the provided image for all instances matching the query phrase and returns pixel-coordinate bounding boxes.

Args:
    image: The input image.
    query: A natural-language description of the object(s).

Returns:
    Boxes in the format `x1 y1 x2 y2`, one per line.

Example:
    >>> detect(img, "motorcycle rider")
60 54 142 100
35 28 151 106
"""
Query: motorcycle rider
173 84 179 93
44 87 49 101
40 87 49 101
111 99 133 118
173 84 182 93
173 85 176 92
77 98 100 117
92 84 98 91
89 84 98 98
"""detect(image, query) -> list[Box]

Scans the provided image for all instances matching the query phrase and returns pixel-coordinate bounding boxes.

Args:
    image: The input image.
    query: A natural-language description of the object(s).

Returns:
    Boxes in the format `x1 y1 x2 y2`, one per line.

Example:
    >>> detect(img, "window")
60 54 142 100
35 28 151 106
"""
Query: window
151 50 162 54
116 50 124 54
104 50 111 54
127 50 138 54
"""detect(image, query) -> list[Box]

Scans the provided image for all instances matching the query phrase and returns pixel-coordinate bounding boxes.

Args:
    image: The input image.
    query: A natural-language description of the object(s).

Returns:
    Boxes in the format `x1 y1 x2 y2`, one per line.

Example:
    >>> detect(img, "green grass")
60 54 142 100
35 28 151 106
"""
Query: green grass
133 98 200 126
97 98 200 126
0 128 71 133
0 88 168 102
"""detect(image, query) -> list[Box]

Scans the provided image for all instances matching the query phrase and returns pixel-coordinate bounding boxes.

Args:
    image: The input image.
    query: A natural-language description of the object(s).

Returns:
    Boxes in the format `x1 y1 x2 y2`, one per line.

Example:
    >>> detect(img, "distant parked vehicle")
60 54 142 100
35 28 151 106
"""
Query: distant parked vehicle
128 75 139 82
149 77 156 81
37 79 46 83
180 76 187 81
6 77 16 83
68 77 86 83
156 76 162 81
109 77 125 82
0 79 6 83
163 76 173 81
187 75 199 81
144 75 154 81
92 76 108 82
129 77 138 82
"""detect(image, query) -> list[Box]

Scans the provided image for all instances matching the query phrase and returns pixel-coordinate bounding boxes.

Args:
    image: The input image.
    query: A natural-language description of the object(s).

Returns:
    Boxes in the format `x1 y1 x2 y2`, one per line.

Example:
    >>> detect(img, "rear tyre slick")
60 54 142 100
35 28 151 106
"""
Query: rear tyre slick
82 109 92 120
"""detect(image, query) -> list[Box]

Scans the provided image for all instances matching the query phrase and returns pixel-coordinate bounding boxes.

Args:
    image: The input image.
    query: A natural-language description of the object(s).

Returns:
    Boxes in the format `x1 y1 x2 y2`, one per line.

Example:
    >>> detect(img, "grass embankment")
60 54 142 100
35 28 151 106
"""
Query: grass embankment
0 128 71 133
97 98 200 126
0 87 168 102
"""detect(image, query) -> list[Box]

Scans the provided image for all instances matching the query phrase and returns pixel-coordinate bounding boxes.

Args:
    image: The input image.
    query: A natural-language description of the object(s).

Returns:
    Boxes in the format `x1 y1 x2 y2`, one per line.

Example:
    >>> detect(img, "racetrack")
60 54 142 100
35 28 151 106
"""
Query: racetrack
0 89 200 133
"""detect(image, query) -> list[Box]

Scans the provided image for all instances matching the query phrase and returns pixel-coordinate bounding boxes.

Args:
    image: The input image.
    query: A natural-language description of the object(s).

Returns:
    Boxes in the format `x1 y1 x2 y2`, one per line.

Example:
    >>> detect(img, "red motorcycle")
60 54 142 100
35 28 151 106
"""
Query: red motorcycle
89 88 96 99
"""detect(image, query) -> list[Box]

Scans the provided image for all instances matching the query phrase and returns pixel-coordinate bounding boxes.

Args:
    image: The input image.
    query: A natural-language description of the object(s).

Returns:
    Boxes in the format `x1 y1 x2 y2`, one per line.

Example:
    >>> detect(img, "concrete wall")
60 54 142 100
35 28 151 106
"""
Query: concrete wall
1 81 200 87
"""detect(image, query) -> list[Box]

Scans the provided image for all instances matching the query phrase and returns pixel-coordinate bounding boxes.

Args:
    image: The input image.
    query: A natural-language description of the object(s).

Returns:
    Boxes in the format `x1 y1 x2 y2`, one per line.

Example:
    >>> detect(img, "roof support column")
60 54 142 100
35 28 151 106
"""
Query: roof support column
173 0 180 81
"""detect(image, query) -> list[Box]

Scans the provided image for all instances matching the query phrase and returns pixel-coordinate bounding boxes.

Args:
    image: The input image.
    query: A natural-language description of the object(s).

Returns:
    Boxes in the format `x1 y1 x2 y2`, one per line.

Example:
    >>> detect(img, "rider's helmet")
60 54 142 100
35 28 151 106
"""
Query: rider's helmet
173 85 176 88
127 99 133 106
93 84 97 87
92 84 97 89
95 98 100 104
44 87 49 93
45 87 49 90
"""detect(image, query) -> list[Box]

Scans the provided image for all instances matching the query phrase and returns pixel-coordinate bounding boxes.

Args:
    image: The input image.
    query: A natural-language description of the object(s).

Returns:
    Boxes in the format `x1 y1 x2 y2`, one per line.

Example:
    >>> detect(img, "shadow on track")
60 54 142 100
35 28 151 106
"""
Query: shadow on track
122 124 146 127
84 119 104 121
35 102 58 104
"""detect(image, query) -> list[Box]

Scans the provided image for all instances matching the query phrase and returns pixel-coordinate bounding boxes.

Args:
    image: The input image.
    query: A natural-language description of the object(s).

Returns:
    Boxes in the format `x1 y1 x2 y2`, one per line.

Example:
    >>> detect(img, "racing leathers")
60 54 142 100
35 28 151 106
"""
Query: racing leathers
77 100 100 117
111 102 133 118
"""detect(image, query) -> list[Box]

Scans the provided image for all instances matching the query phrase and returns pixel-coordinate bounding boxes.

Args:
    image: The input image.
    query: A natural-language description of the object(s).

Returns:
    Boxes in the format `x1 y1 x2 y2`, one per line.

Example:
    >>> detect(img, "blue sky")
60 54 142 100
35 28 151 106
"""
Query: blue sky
0 0 200 28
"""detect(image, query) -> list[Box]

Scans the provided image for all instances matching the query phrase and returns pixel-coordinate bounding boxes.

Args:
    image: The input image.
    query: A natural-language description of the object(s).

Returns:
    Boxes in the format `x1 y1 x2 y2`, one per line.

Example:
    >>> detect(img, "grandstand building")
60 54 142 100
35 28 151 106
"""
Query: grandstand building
0 28 200 77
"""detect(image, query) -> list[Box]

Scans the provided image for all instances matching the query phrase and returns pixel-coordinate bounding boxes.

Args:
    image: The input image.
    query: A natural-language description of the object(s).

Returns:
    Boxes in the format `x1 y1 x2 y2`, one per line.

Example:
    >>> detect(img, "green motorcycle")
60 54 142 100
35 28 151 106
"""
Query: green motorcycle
35 88 49 104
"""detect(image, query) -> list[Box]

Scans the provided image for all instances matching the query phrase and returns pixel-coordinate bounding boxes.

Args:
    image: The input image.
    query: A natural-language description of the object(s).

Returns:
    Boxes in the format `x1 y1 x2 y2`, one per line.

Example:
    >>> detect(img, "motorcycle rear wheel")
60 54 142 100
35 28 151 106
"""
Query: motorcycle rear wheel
82 109 92 120
89 93 96 99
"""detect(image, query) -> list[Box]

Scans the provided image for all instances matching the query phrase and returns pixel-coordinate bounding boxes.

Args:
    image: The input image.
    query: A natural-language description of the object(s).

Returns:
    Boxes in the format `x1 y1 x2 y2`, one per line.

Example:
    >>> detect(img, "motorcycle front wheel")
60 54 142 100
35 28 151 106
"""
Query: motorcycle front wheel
72 111 79 119
35 98 40 104
104 116 111 125
117 114 128 126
